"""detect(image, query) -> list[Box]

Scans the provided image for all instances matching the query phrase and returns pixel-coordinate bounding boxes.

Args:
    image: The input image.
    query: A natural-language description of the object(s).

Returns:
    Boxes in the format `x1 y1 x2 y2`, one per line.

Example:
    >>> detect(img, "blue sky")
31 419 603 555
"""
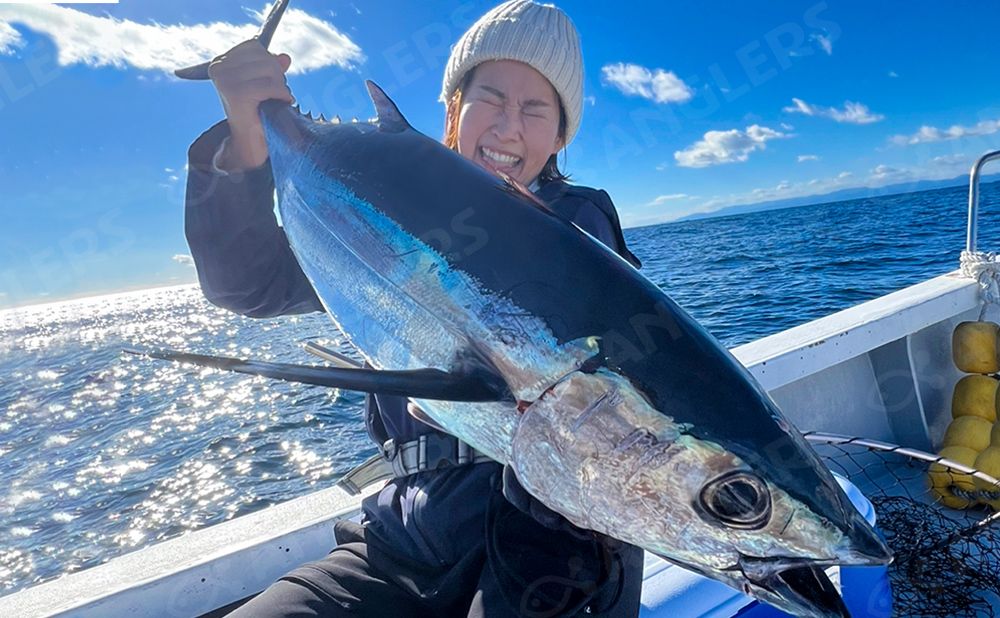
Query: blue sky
1 1 999 307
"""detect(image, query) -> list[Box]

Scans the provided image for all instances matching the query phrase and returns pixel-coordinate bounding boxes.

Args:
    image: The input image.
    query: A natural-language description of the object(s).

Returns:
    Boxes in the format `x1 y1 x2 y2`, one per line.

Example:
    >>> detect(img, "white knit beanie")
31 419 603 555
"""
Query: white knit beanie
440 0 584 145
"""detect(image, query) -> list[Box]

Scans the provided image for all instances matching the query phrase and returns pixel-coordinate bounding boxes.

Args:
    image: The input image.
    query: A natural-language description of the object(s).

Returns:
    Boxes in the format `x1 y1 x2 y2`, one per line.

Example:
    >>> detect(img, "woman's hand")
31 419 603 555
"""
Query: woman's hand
208 40 295 172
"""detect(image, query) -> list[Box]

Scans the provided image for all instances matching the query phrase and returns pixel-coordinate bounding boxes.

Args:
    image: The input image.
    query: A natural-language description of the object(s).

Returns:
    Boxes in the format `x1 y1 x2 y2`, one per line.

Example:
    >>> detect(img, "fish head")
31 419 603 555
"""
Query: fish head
654 350 891 618
513 369 891 618
602 300 894 617
632 430 891 618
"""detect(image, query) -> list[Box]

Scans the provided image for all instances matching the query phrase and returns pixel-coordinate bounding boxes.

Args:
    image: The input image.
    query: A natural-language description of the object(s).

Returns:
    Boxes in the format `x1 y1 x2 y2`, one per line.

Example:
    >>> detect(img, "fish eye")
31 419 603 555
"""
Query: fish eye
699 471 771 529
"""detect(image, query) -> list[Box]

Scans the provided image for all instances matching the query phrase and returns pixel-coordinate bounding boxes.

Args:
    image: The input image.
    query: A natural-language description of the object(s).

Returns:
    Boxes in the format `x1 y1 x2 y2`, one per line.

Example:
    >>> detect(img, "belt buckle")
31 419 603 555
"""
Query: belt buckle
418 433 457 472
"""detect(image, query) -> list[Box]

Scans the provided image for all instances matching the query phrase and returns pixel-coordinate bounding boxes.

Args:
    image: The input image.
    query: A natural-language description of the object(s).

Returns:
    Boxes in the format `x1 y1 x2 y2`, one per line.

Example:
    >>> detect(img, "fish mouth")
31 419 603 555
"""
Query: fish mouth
736 541 890 618
729 493 892 616
738 557 851 618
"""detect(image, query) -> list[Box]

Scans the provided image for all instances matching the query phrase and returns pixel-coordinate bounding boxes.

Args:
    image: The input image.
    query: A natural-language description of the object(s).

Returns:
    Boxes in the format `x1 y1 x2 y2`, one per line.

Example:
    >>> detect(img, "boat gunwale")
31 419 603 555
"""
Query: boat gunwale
733 270 978 390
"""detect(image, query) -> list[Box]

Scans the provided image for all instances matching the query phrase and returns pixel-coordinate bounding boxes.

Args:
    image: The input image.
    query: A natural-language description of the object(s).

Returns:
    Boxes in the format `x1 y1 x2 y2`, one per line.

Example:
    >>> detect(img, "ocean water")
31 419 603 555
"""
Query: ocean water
1 181 998 595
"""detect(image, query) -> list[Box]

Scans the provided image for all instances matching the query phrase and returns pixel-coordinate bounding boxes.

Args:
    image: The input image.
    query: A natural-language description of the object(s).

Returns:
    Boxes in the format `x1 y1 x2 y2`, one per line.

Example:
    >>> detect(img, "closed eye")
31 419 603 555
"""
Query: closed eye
476 86 506 106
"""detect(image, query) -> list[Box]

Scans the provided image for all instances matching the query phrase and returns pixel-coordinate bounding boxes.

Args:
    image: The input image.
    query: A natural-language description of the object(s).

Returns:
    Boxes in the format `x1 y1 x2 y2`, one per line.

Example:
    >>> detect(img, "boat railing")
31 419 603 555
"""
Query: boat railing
966 149 1000 252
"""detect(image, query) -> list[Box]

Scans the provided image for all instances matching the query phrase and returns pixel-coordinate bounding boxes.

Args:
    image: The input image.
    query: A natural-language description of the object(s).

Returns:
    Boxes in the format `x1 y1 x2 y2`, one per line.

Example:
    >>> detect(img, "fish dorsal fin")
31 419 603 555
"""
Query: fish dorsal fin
365 81 411 133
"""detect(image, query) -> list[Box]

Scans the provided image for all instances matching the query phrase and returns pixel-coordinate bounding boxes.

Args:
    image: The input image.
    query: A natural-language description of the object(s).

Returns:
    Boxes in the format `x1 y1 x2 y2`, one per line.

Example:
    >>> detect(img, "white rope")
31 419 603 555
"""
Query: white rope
961 250 1000 317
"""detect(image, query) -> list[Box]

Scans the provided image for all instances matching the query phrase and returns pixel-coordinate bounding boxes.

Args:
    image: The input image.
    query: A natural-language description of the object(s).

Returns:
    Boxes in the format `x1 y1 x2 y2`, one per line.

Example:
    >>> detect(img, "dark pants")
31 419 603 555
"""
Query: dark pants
228 484 643 617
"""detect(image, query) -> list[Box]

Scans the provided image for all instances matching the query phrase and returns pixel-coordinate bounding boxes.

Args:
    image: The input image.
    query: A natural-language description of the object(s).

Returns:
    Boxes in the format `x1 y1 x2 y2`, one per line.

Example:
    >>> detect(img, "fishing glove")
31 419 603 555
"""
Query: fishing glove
501 464 571 531
501 465 624 553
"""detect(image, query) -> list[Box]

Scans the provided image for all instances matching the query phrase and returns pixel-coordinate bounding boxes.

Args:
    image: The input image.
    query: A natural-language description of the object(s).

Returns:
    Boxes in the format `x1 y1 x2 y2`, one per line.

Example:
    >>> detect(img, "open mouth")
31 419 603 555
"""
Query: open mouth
738 557 851 618
479 146 522 176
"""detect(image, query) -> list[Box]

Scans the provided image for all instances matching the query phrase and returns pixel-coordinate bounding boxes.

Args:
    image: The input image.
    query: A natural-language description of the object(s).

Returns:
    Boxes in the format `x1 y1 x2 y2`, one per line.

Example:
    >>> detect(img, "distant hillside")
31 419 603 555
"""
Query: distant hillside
678 173 1000 223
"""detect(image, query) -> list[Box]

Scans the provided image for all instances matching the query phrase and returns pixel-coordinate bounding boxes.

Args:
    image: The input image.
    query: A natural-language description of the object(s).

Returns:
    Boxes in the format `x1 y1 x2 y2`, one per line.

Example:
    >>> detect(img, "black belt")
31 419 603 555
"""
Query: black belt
336 433 494 495
382 433 494 478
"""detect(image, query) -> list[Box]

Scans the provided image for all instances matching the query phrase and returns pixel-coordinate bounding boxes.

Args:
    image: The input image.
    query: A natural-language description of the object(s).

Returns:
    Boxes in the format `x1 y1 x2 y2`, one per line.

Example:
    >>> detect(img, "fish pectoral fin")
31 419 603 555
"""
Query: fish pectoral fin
124 347 511 402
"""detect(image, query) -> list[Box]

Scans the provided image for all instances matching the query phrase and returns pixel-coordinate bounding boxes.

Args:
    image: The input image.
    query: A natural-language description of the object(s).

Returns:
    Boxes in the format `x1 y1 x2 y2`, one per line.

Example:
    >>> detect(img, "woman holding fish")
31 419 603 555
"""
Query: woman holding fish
185 1 644 615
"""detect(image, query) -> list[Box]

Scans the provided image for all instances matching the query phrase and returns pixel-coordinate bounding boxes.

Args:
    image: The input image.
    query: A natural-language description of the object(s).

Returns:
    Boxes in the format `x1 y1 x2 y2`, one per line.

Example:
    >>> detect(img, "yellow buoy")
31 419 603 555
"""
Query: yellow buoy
952 374 1000 422
974 446 1000 510
929 445 980 509
953 321 1000 374
942 416 993 452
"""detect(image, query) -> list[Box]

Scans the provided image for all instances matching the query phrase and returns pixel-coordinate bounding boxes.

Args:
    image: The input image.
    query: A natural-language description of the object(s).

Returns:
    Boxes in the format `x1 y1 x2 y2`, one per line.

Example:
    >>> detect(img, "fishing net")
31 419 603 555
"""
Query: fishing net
805 432 1000 617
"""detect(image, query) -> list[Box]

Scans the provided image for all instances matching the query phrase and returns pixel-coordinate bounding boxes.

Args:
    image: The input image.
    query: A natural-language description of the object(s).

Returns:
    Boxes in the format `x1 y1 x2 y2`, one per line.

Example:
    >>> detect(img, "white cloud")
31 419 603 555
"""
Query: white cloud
584 95 596 106
888 71 899 78
0 4 363 75
626 172 847 226
783 98 884 124
797 154 820 162
931 153 968 166
870 164 906 181
890 119 1000 145
646 194 692 206
653 169 860 223
601 62 693 104
862 157 974 185
629 155 976 227
172 254 195 267
810 33 833 55
674 125 787 168
0 20 21 54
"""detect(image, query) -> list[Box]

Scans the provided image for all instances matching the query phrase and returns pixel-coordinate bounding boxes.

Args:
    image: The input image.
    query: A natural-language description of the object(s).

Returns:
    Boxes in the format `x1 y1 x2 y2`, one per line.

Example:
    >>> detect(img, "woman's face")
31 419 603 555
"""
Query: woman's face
457 60 564 186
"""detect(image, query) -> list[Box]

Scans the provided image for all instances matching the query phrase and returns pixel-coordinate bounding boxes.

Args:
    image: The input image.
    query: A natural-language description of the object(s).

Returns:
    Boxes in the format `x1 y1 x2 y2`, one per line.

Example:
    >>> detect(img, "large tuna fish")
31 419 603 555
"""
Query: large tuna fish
158 3 891 615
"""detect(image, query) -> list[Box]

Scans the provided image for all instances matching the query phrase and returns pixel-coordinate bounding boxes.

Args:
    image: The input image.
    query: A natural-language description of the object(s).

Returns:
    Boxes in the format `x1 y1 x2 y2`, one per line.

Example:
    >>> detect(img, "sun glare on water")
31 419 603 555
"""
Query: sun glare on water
0 285 370 594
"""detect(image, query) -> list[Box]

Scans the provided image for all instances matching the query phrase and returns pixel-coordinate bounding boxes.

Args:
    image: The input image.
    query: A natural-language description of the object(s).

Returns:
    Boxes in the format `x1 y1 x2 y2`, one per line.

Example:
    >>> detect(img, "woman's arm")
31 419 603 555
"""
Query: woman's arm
183 41 322 318
185 122 322 317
